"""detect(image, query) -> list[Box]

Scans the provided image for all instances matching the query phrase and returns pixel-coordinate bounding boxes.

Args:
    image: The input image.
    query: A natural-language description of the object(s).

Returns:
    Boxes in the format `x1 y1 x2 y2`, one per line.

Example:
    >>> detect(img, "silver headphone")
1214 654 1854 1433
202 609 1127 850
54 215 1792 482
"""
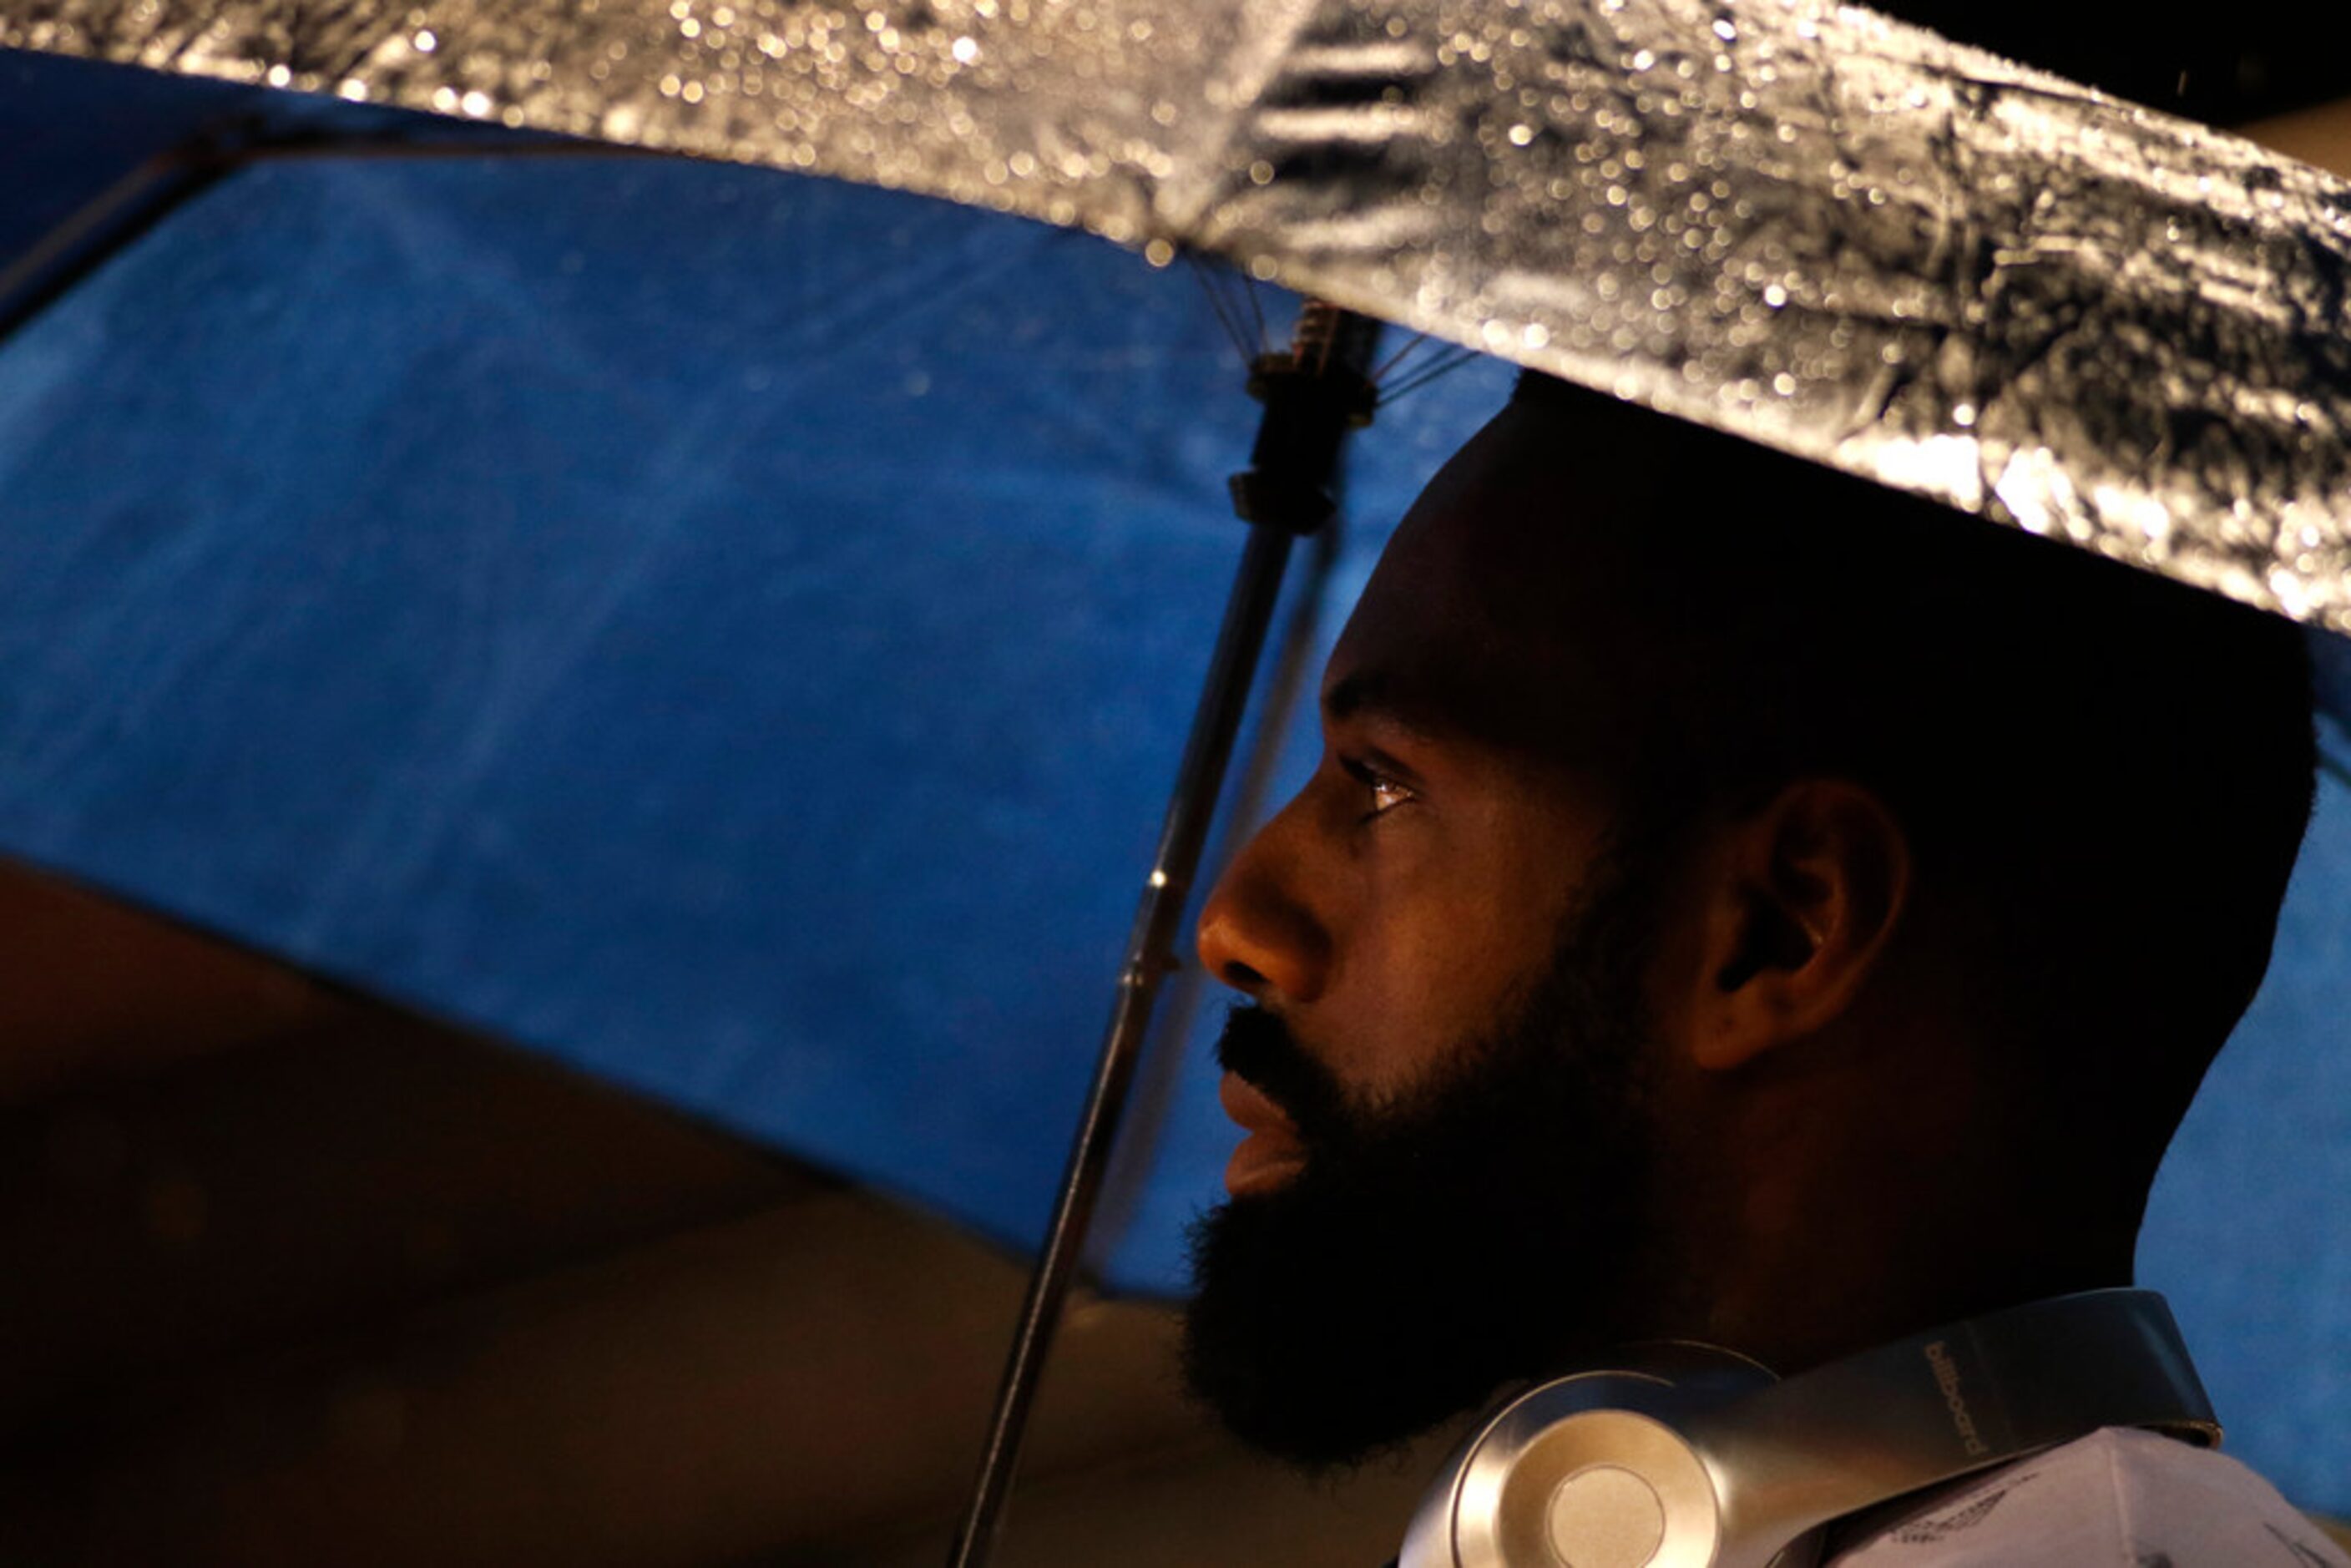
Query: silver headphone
1398 1290 2218 1568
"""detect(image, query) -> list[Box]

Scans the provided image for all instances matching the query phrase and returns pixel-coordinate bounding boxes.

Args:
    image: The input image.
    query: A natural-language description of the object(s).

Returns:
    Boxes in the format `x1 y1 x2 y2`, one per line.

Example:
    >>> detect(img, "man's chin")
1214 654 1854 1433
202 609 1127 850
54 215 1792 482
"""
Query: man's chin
1180 1137 1646 1470
1179 1193 1477 1472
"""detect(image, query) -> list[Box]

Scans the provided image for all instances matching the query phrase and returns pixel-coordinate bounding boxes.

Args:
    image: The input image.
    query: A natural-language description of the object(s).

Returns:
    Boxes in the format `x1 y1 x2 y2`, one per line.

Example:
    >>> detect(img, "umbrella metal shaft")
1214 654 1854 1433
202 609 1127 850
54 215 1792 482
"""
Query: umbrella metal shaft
948 301 1378 1568
945 518 1295 1568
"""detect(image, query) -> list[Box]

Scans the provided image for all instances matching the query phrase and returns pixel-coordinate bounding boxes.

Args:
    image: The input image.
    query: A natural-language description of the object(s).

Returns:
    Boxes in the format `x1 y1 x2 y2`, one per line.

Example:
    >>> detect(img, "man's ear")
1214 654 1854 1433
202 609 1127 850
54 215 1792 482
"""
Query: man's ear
1686 779 1912 1071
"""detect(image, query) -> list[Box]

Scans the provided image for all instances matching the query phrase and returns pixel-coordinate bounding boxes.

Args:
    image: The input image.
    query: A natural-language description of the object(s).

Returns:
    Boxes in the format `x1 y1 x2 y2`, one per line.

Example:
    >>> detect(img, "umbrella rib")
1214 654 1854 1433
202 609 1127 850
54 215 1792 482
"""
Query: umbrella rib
1370 328 1439 385
1241 268 1270 357
0 117 651 348
232 134 663 166
0 139 233 345
1379 343 1484 403
1186 254 1261 367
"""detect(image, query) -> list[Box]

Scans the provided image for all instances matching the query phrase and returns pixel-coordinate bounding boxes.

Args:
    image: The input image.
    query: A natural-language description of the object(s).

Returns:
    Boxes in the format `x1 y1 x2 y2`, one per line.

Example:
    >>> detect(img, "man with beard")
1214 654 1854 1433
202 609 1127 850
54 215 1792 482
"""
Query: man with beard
1181 372 2344 1565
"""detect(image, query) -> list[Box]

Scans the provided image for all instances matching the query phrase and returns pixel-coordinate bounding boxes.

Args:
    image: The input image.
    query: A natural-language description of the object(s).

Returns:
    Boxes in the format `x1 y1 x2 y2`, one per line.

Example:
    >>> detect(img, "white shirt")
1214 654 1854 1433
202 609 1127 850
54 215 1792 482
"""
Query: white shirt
1827 1426 2349 1566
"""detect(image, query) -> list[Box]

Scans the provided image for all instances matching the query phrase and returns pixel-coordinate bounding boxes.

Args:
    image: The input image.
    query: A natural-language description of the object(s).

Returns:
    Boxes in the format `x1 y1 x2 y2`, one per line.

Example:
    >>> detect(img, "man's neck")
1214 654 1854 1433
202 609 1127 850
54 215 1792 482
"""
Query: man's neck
1632 1055 2142 1373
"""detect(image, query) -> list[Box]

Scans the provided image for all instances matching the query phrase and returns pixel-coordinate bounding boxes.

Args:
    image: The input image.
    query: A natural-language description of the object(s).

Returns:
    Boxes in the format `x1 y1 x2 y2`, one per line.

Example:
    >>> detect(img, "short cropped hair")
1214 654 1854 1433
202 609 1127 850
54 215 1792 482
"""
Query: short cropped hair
1510 373 2317 1181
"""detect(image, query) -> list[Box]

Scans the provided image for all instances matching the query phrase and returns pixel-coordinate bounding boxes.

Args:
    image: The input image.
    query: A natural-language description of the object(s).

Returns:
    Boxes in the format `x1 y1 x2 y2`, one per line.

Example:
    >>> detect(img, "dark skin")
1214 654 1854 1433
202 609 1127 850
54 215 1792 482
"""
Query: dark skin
1195 399 2140 1378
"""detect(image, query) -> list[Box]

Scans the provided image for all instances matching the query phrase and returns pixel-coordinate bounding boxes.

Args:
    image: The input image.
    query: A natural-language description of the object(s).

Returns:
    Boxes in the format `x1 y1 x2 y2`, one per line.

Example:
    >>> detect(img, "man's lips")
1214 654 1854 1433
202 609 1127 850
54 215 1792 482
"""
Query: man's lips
1219 1071 1307 1196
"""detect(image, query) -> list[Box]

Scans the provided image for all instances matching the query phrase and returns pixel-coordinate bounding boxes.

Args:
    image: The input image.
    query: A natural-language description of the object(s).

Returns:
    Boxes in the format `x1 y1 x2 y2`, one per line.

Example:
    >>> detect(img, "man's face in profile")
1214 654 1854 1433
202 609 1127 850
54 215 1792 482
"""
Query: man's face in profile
1180 375 2324 1479
1181 402 1690 1466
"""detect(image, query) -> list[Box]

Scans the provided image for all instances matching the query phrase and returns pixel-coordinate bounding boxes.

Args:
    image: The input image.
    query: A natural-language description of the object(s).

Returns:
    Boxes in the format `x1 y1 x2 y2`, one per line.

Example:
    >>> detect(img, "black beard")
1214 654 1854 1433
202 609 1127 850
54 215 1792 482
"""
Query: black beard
1179 841 1662 1469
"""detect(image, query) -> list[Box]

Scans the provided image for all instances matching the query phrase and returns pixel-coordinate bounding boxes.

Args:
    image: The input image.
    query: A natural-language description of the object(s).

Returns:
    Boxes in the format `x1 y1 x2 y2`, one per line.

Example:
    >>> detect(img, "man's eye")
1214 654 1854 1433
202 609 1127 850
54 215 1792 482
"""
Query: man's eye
1340 756 1415 819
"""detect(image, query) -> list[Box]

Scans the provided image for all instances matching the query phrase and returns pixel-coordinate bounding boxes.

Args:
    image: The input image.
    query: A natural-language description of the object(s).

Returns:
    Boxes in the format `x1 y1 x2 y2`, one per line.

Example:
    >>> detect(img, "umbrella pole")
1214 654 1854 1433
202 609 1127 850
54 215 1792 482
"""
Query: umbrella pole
946 301 1380 1568
1084 505 1348 1262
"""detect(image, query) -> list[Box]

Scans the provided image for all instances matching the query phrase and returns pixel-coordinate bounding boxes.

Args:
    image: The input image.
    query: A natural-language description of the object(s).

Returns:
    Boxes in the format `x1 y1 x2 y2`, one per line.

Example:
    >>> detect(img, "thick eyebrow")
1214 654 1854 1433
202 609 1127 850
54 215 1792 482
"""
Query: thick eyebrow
1321 666 1447 738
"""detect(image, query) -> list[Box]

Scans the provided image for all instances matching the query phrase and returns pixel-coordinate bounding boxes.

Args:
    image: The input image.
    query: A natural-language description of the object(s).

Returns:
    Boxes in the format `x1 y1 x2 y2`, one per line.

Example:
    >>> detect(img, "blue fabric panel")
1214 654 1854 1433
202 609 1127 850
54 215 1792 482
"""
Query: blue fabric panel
0 152 1267 1246
2143 765 2351 1514
0 112 2345 1514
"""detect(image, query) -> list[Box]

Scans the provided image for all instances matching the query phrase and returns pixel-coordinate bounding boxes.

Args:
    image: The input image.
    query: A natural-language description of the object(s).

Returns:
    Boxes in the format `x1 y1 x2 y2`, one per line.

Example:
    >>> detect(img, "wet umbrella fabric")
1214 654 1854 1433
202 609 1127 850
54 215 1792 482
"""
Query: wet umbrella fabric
8 0 2351 633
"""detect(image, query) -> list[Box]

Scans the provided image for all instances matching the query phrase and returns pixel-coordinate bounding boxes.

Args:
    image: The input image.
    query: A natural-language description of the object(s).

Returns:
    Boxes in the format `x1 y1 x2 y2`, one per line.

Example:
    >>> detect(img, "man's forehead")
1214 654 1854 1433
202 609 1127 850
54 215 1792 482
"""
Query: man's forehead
1321 526 1499 740
1320 603 1584 766
1317 659 1454 741
1320 397 1671 761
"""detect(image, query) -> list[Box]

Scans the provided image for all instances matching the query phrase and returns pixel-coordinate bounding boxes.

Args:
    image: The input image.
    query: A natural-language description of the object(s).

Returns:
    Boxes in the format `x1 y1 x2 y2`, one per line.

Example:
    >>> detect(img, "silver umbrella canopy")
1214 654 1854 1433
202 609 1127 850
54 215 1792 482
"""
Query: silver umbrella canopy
4 0 2350 630
4 0 2351 1560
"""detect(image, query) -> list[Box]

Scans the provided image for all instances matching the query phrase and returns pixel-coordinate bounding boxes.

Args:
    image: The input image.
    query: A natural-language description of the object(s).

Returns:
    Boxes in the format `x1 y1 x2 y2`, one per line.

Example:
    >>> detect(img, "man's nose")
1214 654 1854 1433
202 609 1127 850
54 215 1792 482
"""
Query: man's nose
1194 817 1331 1004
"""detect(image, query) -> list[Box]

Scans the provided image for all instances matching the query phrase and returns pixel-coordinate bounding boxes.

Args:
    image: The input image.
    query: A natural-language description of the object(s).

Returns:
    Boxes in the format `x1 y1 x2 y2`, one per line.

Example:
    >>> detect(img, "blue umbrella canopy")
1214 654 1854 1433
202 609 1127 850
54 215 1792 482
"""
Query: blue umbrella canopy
3 25 2349 1530
0 64 1516 1279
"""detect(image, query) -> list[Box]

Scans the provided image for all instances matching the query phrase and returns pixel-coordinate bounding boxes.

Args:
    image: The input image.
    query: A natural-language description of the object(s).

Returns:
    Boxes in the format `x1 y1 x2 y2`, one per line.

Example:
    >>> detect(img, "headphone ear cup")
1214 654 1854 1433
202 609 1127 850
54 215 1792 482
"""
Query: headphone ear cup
1406 1371 1733 1568
1489 1406 1718 1567
1403 1352 1833 1568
